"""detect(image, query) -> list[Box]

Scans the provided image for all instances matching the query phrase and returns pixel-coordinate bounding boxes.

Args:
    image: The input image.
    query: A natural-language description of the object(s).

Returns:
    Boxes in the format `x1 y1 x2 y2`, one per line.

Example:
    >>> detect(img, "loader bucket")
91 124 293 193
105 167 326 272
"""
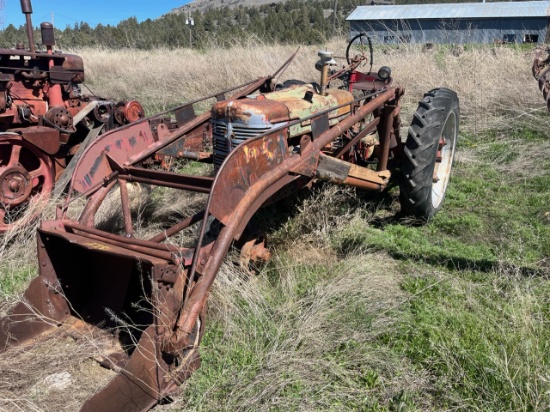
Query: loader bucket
0 70 289 410
0 221 203 412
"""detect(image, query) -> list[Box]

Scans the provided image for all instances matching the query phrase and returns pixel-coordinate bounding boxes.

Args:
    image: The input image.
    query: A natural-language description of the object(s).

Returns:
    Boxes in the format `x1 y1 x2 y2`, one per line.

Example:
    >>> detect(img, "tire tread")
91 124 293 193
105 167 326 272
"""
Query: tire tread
399 88 459 221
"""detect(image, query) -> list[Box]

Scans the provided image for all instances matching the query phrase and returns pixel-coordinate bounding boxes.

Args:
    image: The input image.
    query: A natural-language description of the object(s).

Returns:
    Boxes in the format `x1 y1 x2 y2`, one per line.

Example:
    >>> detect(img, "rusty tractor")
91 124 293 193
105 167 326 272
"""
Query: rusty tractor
0 33 459 411
532 47 550 110
0 0 144 233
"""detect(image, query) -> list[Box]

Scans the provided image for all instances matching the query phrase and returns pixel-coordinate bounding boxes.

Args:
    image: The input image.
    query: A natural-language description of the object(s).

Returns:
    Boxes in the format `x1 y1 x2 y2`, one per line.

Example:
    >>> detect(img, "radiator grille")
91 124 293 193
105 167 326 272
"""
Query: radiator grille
212 120 273 170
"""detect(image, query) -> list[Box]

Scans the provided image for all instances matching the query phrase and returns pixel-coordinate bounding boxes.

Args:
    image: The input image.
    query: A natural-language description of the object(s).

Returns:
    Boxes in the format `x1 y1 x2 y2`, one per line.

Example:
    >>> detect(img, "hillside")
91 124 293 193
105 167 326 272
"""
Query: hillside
0 0 359 49
168 0 289 14
167 0 527 14
0 0 536 49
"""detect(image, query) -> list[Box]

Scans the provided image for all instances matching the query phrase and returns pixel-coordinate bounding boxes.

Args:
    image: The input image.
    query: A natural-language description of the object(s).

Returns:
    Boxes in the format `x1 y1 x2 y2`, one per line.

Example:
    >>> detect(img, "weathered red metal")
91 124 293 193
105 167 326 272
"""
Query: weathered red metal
69 76 273 198
0 134 54 231
0 36 459 412
240 235 271 266
0 1 144 233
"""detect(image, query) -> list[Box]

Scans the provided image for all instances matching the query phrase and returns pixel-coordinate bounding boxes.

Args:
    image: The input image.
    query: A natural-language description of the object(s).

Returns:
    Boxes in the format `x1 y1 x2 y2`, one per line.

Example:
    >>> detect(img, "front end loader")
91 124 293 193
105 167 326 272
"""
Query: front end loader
0 35 459 411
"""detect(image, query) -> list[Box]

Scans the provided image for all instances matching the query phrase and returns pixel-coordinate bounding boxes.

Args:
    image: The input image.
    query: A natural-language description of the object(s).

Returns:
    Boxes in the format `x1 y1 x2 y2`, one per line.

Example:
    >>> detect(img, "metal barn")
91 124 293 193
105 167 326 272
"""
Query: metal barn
346 1 550 44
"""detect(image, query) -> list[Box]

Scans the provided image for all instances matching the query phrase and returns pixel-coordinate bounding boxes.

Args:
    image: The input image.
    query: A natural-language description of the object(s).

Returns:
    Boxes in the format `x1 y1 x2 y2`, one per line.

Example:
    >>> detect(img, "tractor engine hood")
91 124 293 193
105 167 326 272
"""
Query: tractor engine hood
211 84 354 124
210 84 354 170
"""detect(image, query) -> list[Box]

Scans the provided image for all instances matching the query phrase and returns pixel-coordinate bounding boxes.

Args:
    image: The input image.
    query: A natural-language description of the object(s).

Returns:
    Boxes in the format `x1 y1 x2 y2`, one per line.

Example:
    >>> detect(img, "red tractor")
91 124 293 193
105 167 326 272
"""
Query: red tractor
0 0 144 233
0 34 459 411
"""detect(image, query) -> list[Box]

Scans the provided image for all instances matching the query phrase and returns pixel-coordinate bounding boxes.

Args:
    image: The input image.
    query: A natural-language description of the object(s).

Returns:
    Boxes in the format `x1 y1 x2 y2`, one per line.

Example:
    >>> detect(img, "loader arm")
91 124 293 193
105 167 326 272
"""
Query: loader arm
169 86 400 347
66 75 273 198
66 48 301 199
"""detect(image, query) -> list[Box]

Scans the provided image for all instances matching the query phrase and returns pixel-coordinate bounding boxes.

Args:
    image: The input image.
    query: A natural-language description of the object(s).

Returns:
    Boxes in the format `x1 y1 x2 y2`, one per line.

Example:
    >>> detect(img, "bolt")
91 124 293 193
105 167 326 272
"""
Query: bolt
9 181 20 192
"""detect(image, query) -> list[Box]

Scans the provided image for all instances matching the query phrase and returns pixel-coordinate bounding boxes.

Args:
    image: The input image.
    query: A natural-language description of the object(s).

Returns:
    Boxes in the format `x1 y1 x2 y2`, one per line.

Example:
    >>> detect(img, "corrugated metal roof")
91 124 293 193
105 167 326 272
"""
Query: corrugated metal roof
346 1 550 21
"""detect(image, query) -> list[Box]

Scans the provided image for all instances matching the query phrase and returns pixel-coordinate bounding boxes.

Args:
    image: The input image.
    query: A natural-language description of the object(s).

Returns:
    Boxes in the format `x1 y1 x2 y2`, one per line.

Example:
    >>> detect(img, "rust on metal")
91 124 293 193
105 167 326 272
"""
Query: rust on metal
315 153 390 190
239 234 272 270
72 121 158 193
0 0 144 233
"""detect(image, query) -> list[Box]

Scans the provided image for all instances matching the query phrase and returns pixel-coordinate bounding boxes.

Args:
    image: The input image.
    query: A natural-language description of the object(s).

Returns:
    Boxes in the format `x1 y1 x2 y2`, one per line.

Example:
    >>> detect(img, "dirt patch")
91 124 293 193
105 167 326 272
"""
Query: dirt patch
0 331 115 411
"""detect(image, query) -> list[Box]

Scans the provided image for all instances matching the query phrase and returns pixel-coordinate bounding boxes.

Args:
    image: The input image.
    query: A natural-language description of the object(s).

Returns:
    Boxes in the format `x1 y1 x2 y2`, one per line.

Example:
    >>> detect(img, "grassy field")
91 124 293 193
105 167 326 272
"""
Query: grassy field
0 38 549 411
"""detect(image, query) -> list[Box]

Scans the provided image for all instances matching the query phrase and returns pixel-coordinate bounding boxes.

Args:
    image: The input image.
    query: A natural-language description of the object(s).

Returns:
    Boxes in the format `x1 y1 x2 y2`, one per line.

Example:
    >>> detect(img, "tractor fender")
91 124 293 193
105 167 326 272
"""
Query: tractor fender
9 126 61 155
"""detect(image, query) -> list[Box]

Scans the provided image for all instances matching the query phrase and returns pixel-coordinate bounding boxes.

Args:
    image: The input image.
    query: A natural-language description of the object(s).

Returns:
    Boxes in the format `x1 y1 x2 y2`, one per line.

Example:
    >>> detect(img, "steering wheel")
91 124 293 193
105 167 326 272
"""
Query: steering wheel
346 32 373 68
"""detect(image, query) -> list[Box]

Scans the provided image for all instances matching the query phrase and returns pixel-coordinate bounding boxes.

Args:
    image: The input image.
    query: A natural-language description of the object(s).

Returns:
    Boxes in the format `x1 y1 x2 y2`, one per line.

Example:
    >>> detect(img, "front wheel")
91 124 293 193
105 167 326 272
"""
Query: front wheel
399 88 459 221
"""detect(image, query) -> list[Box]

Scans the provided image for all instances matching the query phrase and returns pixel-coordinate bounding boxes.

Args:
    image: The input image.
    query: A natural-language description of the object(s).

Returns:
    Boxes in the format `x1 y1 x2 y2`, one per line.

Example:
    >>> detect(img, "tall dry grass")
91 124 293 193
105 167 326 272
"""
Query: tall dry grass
77 38 543 132
186 253 427 411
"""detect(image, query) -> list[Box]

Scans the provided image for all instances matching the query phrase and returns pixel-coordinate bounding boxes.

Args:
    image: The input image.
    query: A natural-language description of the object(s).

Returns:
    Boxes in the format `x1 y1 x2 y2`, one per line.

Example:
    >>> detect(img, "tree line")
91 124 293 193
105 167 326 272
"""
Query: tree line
0 0 527 49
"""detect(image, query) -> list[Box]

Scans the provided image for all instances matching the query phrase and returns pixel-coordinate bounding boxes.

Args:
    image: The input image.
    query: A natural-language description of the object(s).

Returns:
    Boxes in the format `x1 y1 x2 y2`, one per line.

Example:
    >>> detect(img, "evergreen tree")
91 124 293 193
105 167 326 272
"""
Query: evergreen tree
0 0 498 50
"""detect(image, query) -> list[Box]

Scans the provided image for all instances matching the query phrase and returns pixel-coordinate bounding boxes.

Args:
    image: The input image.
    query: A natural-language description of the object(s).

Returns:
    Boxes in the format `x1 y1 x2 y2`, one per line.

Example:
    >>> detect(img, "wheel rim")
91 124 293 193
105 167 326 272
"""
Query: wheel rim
431 111 457 209
0 135 55 233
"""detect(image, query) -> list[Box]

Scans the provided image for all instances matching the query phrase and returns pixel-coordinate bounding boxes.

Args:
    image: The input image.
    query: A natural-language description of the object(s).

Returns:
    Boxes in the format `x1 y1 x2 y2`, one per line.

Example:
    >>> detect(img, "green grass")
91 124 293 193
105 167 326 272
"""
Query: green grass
176 121 550 411
333 152 550 272
180 256 430 411
383 266 550 411
0 264 36 296
180 255 549 411
1 71 549 410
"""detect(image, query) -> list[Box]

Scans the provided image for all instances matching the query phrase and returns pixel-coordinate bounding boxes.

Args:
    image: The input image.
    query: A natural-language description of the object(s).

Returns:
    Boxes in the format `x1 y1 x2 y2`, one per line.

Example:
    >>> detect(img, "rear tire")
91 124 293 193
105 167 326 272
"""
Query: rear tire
399 88 459 221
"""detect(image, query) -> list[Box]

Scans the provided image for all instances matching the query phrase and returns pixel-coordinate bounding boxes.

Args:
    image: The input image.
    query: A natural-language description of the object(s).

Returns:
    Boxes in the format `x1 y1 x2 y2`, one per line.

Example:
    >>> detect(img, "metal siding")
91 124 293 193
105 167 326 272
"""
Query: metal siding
346 1 550 20
350 17 548 44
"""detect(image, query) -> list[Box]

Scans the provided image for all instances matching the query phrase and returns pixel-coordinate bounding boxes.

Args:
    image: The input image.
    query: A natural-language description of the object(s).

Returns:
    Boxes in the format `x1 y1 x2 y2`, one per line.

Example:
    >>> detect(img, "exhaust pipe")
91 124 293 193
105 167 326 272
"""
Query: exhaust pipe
20 0 35 53
315 51 337 96
40 22 63 107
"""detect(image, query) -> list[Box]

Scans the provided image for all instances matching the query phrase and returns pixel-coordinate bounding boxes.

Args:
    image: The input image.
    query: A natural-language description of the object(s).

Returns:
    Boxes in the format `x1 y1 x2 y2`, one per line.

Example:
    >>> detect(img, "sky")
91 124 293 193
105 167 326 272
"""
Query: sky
1 0 192 29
